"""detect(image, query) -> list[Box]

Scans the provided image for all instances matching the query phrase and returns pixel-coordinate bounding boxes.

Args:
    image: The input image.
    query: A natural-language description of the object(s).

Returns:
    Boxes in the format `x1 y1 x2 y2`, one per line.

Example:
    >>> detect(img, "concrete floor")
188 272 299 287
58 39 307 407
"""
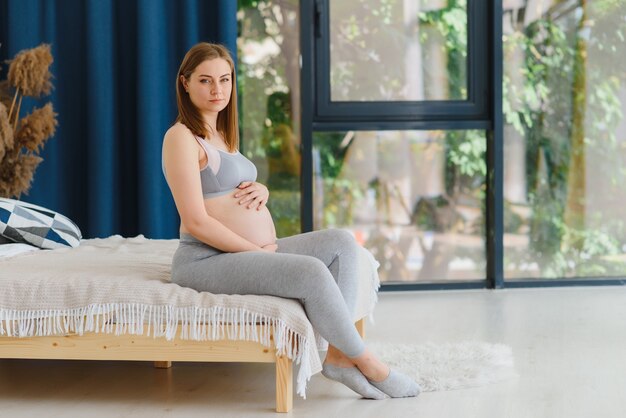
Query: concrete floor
1 286 625 417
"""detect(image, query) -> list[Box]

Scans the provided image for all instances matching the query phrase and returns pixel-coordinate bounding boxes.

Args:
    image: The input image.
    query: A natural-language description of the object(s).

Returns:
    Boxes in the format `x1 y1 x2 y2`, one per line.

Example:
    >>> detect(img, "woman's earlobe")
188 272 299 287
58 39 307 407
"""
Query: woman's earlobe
180 75 189 92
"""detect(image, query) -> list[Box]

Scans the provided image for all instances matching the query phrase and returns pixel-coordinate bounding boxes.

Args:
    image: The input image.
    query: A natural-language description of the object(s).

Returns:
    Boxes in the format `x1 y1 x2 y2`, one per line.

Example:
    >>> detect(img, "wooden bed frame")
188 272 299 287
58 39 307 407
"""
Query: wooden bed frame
0 317 365 412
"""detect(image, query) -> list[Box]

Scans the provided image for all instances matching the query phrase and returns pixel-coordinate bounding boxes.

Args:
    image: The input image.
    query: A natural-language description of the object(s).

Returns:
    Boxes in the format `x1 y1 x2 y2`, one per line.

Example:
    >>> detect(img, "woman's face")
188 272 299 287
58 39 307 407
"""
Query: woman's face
183 58 232 114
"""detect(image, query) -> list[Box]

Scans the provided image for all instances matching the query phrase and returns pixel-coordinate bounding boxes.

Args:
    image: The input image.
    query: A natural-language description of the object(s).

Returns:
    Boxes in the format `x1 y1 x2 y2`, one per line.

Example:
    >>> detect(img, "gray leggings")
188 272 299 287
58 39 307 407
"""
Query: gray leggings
171 229 366 358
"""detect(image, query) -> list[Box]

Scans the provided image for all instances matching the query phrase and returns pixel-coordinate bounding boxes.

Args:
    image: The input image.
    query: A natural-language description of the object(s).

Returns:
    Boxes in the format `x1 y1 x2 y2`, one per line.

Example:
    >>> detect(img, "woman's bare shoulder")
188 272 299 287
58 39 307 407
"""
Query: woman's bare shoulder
164 123 197 149
164 122 192 140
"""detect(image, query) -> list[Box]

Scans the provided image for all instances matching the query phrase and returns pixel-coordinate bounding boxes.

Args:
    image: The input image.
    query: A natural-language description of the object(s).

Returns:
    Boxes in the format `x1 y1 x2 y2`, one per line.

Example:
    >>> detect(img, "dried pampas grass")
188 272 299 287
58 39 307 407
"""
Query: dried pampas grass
0 154 42 198
7 44 53 98
0 43 57 198
15 103 57 152
0 102 12 161
0 80 13 111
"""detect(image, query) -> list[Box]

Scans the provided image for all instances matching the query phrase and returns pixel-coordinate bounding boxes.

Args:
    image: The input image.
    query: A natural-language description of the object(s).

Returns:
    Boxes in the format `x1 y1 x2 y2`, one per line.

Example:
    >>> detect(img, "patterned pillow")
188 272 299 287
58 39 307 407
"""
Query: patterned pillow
0 198 82 249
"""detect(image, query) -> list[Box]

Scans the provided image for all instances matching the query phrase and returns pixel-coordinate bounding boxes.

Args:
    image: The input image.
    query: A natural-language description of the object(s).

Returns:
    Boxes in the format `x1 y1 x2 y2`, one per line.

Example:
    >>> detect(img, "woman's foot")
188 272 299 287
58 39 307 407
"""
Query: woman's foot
322 346 386 399
367 369 421 398
350 348 420 398
324 345 420 398
349 347 391 382
321 363 387 400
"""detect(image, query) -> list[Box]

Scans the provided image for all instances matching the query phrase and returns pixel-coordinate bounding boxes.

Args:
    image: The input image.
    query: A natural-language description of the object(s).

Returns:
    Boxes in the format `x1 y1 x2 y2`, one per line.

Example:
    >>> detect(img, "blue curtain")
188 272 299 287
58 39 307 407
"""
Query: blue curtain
0 0 237 239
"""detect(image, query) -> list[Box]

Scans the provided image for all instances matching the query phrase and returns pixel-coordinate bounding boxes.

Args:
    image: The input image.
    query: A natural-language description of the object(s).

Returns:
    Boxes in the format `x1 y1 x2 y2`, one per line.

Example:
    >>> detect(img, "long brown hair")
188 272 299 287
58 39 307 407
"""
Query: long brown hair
175 43 239 152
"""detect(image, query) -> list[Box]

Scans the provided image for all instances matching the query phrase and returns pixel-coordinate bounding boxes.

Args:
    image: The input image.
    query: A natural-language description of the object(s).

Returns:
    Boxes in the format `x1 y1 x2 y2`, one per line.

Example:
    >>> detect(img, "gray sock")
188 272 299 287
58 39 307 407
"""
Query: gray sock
368 369 421 398
322 363 387 400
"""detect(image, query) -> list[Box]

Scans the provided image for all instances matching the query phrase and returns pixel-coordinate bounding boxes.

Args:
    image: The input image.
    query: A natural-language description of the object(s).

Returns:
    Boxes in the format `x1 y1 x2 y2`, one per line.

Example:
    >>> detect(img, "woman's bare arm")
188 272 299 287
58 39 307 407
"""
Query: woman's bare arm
162 125 263 252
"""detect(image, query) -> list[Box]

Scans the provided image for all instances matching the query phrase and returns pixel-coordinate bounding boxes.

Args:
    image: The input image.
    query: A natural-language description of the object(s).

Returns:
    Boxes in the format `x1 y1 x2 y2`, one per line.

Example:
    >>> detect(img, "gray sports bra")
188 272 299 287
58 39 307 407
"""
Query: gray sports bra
162 136 258 199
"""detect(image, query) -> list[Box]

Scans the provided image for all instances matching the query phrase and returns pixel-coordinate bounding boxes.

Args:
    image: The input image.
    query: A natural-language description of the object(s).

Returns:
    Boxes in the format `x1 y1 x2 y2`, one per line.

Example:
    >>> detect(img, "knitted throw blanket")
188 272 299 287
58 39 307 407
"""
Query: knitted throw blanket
0 235 380 398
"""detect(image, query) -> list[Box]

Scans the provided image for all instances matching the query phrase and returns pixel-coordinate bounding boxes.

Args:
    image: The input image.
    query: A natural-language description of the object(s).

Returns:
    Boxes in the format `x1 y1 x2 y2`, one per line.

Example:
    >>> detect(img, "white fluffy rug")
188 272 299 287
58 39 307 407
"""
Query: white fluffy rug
368 341 518 392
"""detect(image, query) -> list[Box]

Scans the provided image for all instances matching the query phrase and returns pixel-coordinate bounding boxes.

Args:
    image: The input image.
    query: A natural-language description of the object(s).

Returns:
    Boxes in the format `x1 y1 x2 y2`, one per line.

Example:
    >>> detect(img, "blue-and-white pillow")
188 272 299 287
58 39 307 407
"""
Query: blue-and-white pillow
0 198 82 249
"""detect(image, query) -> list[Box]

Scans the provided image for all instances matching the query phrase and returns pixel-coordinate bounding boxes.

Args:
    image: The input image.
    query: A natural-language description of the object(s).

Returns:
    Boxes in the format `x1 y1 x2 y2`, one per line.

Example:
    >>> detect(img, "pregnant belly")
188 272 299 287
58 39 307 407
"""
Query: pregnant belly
203 191 276 247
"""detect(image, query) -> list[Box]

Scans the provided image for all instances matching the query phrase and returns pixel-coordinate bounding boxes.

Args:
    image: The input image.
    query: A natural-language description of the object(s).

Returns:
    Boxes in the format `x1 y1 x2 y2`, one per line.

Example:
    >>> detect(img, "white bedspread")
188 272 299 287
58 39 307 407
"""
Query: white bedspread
0 235 380 398
0 243 41 258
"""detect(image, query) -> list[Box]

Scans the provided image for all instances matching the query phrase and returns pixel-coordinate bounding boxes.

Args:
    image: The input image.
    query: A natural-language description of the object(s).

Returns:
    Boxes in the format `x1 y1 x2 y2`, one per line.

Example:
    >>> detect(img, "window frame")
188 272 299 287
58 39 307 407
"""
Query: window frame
312 0 490 128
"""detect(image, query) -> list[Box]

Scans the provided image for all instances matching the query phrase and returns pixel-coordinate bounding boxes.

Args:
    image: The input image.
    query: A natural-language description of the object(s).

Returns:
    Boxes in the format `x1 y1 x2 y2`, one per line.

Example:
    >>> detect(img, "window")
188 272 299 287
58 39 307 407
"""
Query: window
502 1 626 280
238 1 302 238
312 0 489 126
313 129 486 283
301 0 493 285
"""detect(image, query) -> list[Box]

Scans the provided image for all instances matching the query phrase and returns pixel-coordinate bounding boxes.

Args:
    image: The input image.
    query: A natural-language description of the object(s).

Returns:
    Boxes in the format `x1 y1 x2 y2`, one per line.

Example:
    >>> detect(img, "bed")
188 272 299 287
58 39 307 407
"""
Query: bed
0 235 380 412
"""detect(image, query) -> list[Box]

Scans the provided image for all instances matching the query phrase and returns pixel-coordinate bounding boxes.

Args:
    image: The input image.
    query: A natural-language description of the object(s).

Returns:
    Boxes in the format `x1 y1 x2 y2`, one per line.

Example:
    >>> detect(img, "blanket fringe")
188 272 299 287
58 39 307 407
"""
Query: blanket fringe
0 304 313 398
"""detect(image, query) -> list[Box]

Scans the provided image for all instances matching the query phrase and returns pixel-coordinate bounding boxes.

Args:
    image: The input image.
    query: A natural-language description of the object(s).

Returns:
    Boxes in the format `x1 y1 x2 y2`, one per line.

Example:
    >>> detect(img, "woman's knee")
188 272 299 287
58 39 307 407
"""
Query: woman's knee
318 228 355 247
324 229 358 257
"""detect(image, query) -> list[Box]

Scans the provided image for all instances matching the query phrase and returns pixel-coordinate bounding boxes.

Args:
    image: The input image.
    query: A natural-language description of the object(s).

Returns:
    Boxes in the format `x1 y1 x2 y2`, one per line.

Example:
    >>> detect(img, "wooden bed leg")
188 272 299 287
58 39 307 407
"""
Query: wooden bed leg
275 355 293 413
355 318 365 339
154 361 172 368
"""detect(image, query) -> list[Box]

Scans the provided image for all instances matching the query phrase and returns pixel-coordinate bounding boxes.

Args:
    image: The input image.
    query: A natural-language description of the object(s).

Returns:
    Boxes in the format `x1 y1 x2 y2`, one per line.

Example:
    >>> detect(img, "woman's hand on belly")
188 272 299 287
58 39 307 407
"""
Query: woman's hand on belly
204 192 276 248
234 181 269 210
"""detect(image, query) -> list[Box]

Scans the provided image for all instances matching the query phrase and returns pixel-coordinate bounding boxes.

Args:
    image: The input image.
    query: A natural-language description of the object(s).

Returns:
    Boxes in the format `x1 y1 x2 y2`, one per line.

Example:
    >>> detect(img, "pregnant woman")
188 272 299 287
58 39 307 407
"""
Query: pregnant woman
161 42 419 400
